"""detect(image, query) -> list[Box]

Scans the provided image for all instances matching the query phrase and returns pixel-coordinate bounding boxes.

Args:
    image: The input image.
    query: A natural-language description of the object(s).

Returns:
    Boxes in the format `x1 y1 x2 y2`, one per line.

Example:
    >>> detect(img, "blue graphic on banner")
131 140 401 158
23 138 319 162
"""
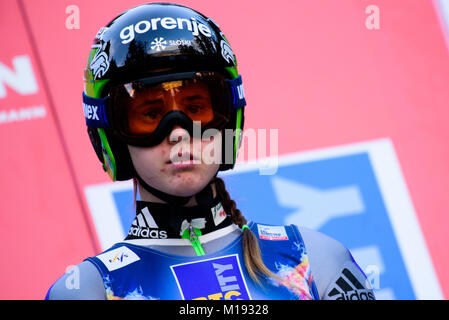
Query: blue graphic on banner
223 153 414 300
171 254 251 300
112 190 135 235
107 152 416 300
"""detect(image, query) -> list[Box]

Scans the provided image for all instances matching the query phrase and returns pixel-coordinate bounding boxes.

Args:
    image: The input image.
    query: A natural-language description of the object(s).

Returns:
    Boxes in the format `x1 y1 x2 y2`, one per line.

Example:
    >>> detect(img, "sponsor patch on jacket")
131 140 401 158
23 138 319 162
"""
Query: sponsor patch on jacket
96 246 140 272
257 225 289 240
170 254 251 300
211 202 227 226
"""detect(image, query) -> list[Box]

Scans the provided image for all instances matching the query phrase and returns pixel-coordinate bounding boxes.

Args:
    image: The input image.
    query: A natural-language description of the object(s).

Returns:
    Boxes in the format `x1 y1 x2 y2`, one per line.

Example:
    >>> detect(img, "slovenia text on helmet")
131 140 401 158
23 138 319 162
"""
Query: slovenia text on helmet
83 3 246 181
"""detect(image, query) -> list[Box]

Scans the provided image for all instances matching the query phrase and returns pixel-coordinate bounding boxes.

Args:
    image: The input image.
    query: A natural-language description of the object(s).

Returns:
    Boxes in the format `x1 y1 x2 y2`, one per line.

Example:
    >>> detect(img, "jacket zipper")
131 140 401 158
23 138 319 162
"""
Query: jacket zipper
181 224 206 256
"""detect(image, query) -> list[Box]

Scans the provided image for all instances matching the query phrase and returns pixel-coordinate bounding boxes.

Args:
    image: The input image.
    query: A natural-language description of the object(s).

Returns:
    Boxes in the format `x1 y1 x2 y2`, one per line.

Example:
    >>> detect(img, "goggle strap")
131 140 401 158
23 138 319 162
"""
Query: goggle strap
82 92 110 128
227 75 246 109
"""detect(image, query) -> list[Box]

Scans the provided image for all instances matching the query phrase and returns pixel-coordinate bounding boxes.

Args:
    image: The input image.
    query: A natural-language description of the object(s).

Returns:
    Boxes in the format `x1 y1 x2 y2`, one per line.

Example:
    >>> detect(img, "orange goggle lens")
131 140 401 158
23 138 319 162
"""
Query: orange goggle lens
110 72 231 140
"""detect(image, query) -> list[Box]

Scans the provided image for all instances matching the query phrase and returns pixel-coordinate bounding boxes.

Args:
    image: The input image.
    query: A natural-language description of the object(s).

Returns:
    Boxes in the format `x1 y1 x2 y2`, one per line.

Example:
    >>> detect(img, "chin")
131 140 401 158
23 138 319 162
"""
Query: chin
167 173 208 197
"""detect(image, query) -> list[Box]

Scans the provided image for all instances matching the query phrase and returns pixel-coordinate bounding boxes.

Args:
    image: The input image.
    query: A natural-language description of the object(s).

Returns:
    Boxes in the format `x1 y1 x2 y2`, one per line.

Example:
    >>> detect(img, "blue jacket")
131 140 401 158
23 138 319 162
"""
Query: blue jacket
85 222 320 300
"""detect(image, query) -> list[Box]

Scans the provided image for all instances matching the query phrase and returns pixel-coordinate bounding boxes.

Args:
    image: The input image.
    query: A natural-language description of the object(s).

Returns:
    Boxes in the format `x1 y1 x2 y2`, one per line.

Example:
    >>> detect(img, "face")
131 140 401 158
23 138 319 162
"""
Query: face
128 125 222 200
126 78 224 201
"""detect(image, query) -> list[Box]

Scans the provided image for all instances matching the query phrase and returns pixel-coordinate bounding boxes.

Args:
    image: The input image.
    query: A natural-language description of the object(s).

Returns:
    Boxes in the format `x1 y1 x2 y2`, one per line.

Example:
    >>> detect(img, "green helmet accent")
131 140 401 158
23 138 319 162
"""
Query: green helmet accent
97 128 116 181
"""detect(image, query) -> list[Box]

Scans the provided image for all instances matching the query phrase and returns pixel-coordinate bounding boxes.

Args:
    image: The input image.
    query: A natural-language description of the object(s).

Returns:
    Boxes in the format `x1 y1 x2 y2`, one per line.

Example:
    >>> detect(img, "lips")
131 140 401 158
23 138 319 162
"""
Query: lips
166 152 199 164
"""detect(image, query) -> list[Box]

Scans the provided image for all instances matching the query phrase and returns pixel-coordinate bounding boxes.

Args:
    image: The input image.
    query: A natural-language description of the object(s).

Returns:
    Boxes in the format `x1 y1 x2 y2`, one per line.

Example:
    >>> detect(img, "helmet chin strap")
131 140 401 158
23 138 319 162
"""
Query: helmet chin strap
134 172 217 207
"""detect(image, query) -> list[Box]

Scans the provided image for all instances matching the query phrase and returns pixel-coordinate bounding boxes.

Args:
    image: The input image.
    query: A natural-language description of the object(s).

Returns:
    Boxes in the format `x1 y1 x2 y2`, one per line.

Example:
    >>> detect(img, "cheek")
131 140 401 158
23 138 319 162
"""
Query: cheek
128 145 162 177
159 150 167 172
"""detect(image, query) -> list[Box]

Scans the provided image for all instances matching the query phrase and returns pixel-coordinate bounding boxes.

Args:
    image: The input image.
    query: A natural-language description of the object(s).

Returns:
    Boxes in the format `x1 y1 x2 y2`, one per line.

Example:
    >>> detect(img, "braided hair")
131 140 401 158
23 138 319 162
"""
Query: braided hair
213 177 280 284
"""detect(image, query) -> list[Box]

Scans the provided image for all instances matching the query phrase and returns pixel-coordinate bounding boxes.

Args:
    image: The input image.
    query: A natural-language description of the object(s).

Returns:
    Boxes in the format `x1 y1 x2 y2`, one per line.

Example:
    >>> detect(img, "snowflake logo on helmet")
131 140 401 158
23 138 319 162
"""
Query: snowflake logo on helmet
220 39 235 65
151 37 167 51
90 42 110 80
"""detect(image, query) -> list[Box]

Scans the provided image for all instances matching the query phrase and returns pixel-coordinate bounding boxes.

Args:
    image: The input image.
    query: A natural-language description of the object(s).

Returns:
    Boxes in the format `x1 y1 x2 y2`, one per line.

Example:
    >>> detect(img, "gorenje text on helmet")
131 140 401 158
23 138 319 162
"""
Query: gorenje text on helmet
120 17 212 45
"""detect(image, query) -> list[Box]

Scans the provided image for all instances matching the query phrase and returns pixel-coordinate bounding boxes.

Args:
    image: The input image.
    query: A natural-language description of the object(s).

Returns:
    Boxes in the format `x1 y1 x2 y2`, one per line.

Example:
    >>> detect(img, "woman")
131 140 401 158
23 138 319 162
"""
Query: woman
46 2 374 300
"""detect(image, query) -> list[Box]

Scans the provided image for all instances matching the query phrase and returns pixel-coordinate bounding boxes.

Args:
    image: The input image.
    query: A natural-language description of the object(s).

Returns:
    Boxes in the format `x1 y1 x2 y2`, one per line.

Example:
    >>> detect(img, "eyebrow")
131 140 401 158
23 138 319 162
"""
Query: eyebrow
134 94 207 109
137 98 164 108
181 94 207 102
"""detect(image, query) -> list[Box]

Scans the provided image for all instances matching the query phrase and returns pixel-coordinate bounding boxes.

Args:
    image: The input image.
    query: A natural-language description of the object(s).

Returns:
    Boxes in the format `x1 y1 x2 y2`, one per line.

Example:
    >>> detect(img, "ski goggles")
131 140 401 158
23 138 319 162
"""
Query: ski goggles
83 71 246 146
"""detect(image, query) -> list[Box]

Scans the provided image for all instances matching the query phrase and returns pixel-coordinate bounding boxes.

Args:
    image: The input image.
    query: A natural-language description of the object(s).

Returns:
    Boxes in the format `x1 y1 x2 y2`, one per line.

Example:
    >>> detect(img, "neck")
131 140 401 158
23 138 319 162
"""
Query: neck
137 181 217 207
126 184 232 241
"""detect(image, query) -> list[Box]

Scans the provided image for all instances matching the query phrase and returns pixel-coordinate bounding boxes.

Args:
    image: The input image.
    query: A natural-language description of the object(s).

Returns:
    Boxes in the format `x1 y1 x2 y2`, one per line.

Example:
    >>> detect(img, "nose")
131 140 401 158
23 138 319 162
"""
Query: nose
167 125 190 145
